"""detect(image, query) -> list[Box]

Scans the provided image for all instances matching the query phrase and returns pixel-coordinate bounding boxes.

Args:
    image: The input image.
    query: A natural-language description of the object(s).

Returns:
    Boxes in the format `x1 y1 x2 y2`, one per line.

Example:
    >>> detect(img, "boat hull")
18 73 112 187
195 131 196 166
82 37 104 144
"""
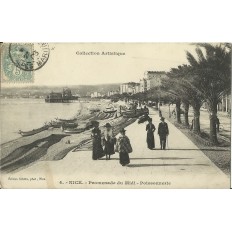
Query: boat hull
57 118 77 123
103 110 117 114
63 128 85 134
19 126 49 137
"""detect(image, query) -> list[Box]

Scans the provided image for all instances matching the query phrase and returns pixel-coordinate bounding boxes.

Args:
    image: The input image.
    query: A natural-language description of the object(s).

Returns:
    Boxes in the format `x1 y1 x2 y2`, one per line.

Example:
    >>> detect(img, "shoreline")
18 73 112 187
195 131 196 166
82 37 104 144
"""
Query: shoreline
0 100 137 173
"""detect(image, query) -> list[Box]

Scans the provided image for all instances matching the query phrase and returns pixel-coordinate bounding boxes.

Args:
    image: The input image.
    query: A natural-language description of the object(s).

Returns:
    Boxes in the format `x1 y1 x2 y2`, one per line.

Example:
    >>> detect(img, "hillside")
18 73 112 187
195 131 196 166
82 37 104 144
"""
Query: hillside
1 84 121 97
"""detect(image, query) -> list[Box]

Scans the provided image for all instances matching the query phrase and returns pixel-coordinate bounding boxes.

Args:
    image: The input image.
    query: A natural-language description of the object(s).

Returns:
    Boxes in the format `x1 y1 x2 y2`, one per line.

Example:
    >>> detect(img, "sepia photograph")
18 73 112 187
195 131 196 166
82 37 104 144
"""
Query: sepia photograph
0 42 231 189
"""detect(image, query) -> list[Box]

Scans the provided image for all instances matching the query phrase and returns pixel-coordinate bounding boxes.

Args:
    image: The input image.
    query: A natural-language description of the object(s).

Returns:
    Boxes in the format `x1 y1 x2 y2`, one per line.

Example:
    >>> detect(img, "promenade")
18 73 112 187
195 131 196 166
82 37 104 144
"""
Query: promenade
2 108 230 189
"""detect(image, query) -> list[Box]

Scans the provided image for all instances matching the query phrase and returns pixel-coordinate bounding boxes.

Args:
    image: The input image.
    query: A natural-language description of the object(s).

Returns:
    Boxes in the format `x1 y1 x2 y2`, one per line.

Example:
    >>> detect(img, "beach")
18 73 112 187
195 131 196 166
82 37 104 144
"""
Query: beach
0 99 136 173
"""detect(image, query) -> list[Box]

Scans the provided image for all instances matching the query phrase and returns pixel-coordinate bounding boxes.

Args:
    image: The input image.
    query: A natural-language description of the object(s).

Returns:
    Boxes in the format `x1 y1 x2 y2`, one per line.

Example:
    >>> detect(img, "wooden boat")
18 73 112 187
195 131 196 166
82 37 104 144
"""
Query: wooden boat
62 122 78 128
103 105 117 114
57 117 77 123
89 108 100 113
77 121 93 130
50 121 63 128
103 109 117 114
63 128 85 134
122 109 143 118
122 113 137 118
19 125 49 137
61 123 78 132
50 121 78 128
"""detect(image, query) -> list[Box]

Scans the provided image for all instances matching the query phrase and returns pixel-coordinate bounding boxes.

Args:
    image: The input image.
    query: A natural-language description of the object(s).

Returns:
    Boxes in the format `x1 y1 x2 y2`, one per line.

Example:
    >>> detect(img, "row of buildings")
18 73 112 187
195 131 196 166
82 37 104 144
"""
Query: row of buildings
89 71 167 98
120 71 167 94
90 90 119 98
119 70 231 114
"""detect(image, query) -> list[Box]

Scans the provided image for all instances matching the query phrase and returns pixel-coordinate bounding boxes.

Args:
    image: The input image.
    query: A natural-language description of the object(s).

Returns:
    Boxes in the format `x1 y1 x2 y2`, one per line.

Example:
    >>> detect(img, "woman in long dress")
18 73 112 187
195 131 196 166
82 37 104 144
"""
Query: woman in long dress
91 121 104 160
116 128 132 166
102 123 116 160
146 118 156 149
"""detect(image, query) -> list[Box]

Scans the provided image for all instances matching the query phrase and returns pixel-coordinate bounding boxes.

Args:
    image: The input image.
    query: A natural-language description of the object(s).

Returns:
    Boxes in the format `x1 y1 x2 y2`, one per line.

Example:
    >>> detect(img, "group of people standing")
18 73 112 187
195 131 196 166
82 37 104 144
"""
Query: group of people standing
91 111 169 166
146 116 169 150
91 121 132 166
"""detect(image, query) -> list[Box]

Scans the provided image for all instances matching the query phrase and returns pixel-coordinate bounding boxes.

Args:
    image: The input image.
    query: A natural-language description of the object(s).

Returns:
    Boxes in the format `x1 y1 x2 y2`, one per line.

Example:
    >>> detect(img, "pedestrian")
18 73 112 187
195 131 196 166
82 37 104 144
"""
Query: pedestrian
115 128 132 166
102 123 116 160
172 109 176 119
91 121 104 160
159 109 162 118
158 117 169 150
146 118 156 149
215 116 220 133
190 119 194 130
144 105 149 114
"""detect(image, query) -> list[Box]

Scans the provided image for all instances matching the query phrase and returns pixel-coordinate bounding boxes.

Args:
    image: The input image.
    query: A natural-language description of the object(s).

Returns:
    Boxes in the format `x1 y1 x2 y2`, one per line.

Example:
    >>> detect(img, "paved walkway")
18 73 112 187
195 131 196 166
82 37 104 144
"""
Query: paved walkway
2 109 230 188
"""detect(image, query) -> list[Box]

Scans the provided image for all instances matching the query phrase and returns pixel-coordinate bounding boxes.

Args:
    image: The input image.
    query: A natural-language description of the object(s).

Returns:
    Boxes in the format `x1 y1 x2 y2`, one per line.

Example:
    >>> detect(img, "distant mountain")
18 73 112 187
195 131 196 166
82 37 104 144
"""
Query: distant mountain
1 84 121 97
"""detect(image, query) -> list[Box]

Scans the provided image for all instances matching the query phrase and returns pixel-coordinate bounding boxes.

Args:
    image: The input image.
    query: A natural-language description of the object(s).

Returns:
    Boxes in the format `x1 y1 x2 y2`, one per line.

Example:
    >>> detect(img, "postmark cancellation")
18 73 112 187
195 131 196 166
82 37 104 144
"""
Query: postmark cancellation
1 43 49 83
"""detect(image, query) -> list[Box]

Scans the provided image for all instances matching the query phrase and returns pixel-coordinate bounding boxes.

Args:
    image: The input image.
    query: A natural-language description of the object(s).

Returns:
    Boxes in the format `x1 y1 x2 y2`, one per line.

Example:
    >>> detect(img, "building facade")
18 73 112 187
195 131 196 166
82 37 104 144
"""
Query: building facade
139 78 147 92
107 90 119 97
145 71 167 90
91 92 102 98
120 82 140 94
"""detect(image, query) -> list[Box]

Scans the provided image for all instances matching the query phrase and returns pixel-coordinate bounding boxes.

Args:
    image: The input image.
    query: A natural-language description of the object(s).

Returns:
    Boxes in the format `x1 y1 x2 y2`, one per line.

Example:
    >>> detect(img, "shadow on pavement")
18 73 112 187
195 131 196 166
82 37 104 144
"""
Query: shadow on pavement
158 149 229 151
130 157 193 160
128 163 209 168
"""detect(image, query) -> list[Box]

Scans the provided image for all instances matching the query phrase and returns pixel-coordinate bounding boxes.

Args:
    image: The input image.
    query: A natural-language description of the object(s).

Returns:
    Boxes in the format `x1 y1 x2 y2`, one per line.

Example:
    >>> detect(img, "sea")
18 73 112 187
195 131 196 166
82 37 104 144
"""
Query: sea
0 98 82 144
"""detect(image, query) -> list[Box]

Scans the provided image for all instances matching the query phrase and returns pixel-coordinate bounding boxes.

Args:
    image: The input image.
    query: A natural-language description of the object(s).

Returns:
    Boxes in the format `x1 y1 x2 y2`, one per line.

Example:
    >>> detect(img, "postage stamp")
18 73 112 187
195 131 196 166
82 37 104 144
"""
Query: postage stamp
1 43 50 83
1 43 34 83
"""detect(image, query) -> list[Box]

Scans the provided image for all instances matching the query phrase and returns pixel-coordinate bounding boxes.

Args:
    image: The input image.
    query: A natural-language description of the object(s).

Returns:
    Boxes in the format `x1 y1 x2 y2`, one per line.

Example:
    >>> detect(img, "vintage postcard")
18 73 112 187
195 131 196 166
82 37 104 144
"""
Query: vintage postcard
0 43 231 189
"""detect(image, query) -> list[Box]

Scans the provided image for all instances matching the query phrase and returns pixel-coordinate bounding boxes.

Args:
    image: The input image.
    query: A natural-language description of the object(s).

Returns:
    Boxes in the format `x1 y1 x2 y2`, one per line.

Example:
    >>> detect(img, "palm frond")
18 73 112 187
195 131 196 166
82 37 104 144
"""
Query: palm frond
186 51 199 67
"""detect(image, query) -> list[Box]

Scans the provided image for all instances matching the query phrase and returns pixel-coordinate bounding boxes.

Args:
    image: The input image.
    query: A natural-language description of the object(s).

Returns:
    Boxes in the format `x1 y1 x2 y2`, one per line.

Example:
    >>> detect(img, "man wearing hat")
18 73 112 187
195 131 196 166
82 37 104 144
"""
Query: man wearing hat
158 117 169 150
102 123 116 160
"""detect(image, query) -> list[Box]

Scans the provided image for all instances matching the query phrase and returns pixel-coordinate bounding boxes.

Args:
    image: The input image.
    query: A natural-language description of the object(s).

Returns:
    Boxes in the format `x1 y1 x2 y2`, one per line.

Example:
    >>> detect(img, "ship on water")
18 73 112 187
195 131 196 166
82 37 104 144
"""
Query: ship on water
45 88 79 103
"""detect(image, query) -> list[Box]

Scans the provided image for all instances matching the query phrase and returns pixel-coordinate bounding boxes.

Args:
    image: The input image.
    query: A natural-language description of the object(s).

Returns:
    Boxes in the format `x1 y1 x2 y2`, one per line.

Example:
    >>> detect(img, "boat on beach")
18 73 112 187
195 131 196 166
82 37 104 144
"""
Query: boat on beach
77 121 94 130
122 112 137 118
19 125 49 137
56 117 77 123
63 128 85 134
122 109 145 118
103 104 117 114
50 121 78 128
89 108 100 113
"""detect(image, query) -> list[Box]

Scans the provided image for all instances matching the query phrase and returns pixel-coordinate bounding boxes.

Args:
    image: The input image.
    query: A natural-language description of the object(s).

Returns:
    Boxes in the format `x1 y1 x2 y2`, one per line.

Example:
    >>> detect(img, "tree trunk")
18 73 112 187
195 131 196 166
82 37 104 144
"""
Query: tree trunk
169 104 171 118
192 107 201 134
155 100 159 110
183 102 189 126
176 99 181 123
208 102 218 144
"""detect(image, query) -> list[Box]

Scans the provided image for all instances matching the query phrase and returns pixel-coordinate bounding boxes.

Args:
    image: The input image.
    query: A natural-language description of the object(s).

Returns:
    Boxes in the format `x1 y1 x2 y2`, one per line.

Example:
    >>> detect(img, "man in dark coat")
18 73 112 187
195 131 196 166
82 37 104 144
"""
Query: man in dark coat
91 121 104 160
158 117 169 150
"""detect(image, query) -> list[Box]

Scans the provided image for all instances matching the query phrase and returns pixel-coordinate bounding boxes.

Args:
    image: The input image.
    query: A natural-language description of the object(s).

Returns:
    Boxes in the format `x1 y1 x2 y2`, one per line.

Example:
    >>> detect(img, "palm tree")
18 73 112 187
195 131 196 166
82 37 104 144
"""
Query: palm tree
186 43 231 144
166 65 204 132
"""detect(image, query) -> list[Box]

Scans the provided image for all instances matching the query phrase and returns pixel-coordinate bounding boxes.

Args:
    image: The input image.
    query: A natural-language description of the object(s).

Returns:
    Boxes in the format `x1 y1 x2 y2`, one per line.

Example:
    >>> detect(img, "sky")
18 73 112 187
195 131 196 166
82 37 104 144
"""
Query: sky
2 43 198 87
